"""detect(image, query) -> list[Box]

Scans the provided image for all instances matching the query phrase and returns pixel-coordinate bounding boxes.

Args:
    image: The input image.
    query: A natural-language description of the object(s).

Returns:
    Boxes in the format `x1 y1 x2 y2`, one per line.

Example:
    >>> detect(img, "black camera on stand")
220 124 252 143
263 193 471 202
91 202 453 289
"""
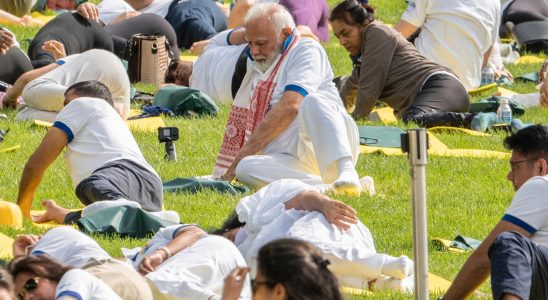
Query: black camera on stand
158 127 179 161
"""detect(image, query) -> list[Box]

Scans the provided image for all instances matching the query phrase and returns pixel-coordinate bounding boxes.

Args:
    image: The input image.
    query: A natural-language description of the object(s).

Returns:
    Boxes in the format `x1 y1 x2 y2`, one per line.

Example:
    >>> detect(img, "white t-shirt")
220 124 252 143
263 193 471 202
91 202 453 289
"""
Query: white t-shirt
503 175 548 246
247 36 343 155
401 0 501 89
126 225 251 300
191 29 247 105
53 97 158 187
56 269 121 300
22 49 130 119
31 226 111 268
97 0 135 25
139 0 173 17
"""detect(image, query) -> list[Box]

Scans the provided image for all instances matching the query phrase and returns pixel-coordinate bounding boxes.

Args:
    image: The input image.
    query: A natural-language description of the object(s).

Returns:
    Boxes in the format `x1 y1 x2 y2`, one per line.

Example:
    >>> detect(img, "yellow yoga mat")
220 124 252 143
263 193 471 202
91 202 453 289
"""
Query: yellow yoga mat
33 110 165 133
0 145 20 153
180 55 198 62
369 107 398 124
516 55 545 65
30 12 55 25
0 233 14 258
341 273 452 295
468 83 498 96
126 109 165 133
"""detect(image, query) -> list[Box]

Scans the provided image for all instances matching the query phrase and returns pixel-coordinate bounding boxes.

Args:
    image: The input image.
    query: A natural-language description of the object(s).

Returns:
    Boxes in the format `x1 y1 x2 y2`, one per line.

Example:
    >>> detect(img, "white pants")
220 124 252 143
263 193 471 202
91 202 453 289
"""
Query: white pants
235 93 359 188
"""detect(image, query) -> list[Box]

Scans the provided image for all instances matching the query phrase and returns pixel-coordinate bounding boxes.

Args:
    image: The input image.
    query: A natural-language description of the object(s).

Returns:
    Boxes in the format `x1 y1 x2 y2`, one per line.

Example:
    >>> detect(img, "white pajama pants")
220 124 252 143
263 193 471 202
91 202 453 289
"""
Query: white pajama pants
235 93 359 188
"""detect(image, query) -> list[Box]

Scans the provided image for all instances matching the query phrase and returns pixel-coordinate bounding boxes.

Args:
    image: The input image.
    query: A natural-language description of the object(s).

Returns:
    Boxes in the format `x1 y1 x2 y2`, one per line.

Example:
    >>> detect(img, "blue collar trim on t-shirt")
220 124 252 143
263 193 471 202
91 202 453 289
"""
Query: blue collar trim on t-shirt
57 291 83 300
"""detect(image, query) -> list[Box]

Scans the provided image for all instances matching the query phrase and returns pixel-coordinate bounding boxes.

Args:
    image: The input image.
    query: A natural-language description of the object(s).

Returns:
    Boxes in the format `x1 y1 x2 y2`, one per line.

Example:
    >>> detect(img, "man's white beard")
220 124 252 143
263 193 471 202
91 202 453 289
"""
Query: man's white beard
253 45 282 73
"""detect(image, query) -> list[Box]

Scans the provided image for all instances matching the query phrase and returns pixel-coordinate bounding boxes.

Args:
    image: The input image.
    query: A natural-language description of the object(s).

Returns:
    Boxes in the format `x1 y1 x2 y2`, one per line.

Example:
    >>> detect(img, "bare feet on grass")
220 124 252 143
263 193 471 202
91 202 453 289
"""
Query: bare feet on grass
32 200 69 224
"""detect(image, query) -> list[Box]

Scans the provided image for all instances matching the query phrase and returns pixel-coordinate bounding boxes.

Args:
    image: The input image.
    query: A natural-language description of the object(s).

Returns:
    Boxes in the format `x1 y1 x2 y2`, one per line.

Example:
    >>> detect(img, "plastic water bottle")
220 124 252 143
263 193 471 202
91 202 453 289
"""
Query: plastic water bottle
497 98 512 124
481 66 495 86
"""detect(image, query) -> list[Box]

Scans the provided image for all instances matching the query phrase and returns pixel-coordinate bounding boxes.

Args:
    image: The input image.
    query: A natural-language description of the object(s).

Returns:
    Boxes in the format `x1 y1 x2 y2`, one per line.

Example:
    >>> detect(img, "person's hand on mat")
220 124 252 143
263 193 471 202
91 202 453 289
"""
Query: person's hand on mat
18 15 43 26
221 164 237 182
189 39 210 55
42 40 66 60
222 267 250 300
0 29 15 55
76 2 99 21
139 249 166 275
13 234 40 257
320 199 358 231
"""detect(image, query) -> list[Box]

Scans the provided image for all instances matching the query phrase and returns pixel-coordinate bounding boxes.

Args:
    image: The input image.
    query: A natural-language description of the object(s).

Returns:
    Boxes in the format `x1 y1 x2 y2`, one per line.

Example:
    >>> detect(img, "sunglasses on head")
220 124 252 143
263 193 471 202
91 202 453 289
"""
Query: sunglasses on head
17 277 40 300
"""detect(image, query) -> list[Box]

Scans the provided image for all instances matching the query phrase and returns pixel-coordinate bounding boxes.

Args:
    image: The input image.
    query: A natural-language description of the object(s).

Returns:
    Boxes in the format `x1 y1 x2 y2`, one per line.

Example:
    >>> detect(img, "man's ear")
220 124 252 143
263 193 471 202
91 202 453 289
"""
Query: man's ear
273 283 287 300
281 28 292 39
539 158 548 176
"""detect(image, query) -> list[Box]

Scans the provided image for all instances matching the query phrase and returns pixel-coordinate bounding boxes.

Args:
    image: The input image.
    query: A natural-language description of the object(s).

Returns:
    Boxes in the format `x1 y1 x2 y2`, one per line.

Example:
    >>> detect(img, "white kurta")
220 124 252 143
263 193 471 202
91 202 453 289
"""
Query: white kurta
233 38 360 188
235 179 412 289
126 225 252 300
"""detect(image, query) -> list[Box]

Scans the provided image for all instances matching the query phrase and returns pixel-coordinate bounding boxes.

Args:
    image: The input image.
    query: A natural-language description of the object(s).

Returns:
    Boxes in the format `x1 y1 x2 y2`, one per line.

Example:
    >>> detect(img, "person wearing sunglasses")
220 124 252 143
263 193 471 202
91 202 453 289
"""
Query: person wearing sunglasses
222 238 343 300
8 255 120 300
442 125 548 300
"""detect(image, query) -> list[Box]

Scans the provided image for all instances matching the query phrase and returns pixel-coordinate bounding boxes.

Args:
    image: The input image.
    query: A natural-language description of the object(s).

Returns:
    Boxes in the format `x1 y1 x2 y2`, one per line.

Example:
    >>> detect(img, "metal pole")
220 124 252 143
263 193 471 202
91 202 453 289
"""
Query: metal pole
405 128 429 300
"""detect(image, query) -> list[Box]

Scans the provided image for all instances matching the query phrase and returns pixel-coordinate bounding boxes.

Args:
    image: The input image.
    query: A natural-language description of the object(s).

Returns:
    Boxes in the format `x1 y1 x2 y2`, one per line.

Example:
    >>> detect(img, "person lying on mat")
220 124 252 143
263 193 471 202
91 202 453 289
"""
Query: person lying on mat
13 225 252 300
442 125 548 300
11 226 154 300
215 179 414 291
330 0 503 132
15 80 162 224
0 28 32 87
8 255 121 300
211 3 363 195
222 239 344 300
3 49 130 122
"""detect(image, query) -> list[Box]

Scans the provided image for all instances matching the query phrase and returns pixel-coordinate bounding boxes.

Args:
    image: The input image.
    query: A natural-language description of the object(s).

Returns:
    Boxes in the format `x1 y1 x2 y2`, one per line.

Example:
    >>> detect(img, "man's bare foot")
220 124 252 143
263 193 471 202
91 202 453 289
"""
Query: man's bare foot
32 200 69 224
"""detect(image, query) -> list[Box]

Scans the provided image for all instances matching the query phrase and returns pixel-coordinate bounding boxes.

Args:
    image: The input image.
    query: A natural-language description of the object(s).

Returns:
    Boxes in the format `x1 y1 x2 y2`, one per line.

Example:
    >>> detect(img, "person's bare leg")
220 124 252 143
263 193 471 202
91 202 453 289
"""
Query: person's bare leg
32 200 70 224
501 294 522 300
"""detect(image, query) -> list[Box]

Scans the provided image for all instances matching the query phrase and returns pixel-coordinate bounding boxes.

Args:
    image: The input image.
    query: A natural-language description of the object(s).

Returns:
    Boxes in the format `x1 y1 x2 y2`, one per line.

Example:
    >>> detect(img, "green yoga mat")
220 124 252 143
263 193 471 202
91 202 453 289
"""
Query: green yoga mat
163 177 249 195
358 126 405 148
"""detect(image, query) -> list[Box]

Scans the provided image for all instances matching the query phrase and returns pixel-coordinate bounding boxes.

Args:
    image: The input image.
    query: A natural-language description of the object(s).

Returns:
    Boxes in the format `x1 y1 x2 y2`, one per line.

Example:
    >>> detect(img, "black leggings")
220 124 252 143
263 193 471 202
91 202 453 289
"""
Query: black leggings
105 13 179 59
402 74 474 128
28 13 113 68
0 46 32 84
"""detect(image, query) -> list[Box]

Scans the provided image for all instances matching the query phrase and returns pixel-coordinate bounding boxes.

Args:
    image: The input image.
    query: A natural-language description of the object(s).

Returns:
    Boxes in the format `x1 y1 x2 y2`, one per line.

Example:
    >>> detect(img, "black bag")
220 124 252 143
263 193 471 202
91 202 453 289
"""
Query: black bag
124 34 172 87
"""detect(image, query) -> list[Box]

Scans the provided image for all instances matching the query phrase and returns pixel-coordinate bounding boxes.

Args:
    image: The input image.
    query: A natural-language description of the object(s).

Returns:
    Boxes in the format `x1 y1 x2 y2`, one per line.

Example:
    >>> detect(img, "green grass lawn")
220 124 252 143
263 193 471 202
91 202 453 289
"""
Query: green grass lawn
1 1 547 299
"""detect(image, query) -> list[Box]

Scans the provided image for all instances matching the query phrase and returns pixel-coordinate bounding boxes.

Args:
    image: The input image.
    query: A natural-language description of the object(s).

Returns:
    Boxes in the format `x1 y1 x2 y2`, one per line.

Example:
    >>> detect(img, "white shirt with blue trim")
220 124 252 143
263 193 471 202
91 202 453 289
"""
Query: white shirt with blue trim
53 97 158 187
56 269 121 300
504 175 548 245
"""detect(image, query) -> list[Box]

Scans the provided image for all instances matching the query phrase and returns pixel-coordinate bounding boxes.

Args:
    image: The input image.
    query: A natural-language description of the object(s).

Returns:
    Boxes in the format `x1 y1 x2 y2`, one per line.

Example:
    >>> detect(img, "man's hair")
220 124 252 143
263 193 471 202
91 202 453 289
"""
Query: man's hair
164 60 192 87
504 125 548 160
64 80 114 107
244 3 295 33
210 210 246 235
7 255 72 283
0 268 14 296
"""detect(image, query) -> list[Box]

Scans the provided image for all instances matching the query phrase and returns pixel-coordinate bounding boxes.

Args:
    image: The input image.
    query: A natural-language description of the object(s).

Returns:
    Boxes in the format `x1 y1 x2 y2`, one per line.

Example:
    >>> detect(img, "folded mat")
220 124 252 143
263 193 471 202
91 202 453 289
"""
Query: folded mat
163 177 249 195
0 233 13 258
359 126 510 159
33 109 165 133
432 235 482 253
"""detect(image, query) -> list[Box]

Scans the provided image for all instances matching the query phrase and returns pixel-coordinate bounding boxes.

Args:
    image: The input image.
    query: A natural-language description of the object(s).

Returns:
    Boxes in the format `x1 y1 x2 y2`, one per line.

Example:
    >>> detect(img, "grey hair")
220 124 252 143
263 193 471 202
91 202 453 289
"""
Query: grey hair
243 3 295 33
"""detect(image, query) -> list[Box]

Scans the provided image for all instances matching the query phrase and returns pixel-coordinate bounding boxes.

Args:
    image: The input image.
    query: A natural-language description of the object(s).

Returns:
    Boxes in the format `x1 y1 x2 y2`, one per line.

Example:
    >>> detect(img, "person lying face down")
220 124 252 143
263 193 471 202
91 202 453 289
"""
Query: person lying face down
15 79 162 224
222 238 345 300
8 255 121 300
216 179 414 292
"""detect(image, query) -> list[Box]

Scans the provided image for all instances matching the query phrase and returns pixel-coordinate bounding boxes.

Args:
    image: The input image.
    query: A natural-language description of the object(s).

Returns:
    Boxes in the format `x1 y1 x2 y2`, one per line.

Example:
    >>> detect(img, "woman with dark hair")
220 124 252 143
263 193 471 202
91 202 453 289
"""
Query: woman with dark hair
7 255 120 300
222 238 344 300
330 0 496 131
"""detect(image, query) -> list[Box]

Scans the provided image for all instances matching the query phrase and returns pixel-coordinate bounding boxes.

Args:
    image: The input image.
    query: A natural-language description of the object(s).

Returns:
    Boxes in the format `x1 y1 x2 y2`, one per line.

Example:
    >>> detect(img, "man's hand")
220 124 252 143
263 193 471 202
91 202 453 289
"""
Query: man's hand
189 39 210 55
222 267 250 300
320 199 358 231
13 234 40 257
221 163 237 182
42 40 66 60
76 2 99 21
138 249 167 275
0 29 15 55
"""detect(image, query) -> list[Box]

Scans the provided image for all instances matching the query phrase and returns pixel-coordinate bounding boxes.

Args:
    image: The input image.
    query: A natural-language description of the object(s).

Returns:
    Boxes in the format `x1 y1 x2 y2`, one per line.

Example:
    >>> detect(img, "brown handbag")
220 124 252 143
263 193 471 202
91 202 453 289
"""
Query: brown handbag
125 34 172 87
